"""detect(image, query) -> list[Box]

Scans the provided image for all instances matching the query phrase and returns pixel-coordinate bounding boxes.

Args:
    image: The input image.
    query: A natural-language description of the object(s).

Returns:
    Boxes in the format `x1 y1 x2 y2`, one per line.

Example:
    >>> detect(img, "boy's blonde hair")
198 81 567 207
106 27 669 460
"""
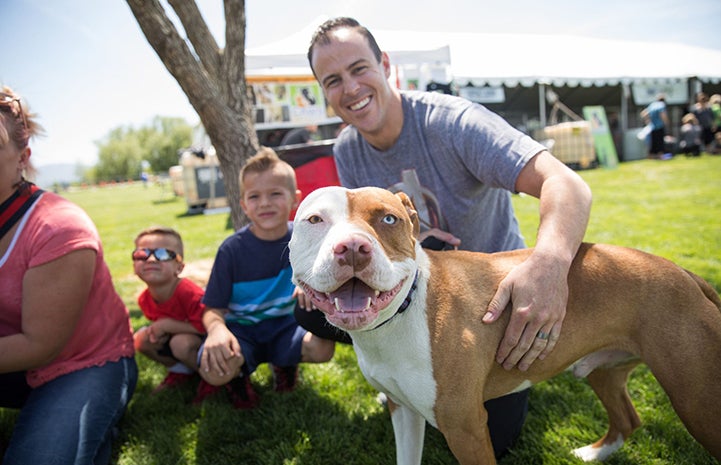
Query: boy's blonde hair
134 226 184 258
239 147 297 196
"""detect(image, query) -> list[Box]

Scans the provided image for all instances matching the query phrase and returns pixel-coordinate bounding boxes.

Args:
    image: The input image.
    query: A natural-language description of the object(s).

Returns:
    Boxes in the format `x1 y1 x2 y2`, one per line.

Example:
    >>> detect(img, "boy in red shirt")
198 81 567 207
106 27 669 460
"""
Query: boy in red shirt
133 226 216 402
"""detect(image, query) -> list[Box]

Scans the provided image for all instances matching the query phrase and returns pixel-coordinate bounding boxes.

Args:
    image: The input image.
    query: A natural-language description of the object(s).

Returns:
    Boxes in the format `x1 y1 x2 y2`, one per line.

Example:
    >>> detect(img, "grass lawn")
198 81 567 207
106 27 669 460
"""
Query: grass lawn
2 155 720 464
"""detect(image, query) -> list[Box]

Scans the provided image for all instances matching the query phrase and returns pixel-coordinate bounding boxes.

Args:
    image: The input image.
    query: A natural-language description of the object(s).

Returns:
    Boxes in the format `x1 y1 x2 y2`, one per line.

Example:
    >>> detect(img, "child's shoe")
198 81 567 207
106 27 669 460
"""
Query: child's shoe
152 372 194 394
272 365 298 392
192 379 223 404
227 375 260 409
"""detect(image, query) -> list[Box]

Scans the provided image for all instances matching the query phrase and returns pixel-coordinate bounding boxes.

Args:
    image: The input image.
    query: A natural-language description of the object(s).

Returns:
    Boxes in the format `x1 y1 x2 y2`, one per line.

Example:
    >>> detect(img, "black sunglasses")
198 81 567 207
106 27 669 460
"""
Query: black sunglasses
132 248 182 262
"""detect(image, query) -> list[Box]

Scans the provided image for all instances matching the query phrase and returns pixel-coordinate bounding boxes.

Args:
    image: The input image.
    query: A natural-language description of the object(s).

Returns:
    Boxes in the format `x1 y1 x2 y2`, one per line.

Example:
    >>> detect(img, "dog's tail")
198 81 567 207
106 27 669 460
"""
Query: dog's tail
685 269 721 312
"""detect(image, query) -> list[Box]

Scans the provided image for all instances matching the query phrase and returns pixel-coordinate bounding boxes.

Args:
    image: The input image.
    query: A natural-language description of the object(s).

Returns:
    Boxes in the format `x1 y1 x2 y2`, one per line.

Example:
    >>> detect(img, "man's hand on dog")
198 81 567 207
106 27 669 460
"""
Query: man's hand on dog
294 287 315 311
420 228 570 371
484 251 569 371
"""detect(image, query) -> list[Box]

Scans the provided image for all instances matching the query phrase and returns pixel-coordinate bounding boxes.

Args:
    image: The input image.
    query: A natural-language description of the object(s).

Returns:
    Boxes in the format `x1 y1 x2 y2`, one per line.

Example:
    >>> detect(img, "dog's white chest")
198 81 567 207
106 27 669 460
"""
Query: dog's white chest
353 306 438 428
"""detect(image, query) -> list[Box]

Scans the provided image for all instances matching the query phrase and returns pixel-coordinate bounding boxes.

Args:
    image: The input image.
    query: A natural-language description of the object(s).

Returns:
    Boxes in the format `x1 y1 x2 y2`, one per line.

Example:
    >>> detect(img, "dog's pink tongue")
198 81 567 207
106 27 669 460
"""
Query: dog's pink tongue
330 279 376 312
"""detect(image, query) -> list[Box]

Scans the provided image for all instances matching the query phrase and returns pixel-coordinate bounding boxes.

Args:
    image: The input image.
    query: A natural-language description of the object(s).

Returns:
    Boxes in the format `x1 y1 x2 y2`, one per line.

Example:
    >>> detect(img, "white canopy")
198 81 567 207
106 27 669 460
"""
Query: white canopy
448 33 721 87
245 18 450 71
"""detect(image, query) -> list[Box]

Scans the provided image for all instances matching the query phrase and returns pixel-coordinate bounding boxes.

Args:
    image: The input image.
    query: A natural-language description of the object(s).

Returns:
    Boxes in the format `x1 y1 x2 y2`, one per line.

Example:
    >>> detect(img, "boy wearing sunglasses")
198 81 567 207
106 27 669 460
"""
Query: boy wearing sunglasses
132 226 217 402
198 148 335 409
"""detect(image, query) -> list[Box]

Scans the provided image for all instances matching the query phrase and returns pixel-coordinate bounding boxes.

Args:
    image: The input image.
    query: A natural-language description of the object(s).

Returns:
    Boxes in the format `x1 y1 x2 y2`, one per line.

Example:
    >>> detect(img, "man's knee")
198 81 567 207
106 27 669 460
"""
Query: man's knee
302 333 335 363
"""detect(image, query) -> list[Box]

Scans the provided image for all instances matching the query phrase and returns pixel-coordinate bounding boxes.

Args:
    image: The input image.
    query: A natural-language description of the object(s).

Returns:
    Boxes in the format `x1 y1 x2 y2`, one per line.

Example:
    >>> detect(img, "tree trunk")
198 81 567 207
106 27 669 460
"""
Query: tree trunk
126 0 258 229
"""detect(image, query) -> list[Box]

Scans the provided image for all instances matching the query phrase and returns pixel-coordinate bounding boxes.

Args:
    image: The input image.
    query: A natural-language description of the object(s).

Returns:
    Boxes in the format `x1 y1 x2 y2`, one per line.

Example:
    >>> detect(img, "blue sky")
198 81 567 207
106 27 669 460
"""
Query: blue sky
3 0 720 168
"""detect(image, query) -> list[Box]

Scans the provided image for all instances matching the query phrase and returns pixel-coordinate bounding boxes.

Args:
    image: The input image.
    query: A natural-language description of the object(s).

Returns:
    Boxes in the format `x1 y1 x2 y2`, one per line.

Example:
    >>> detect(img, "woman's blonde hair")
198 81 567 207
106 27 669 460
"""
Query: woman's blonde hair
1 86 44 179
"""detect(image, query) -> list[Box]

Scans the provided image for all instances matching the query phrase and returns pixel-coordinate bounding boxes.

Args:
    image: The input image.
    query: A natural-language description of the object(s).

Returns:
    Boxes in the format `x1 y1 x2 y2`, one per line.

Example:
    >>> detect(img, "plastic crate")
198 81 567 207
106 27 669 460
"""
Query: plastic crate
534 121 596 168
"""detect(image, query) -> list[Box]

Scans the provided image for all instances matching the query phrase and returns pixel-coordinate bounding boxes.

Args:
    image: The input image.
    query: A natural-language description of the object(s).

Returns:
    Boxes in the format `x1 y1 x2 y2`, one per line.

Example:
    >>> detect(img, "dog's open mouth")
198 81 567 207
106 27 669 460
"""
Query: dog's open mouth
300 277 406 330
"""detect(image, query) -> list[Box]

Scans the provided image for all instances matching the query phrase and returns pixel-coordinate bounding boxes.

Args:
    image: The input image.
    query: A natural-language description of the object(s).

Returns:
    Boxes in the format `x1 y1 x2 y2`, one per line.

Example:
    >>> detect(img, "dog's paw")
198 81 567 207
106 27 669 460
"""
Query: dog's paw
572 434 623 462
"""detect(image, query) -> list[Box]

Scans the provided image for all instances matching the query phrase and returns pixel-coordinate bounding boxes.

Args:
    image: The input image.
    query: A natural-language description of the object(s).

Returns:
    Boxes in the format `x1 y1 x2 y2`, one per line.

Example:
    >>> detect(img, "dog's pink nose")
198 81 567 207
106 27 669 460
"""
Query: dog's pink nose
333 235 372 271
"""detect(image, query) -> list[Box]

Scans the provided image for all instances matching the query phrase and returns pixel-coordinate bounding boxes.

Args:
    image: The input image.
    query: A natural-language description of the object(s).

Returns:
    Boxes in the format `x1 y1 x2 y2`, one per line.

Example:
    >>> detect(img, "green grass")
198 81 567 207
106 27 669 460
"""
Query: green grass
2 155 720 464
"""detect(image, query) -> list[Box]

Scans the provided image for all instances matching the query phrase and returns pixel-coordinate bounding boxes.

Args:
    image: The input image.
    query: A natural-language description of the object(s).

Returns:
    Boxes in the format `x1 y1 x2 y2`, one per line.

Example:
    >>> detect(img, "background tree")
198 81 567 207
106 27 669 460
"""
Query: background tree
95 126 143 182
140 116 194 173
94 116 193 182
126 0 258 229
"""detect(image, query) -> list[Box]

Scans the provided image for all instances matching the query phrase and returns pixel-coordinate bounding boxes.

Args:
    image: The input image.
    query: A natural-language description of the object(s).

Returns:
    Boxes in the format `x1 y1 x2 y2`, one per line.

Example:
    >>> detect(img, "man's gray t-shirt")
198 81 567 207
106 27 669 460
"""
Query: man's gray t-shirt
334 90 546 253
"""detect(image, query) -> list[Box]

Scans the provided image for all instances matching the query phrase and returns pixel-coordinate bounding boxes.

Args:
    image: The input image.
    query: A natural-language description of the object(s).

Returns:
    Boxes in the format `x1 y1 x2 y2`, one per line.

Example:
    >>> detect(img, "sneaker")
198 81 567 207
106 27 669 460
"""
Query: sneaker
152 372 194 394
272 365 298 392
226 376 259 409
192 379 223 404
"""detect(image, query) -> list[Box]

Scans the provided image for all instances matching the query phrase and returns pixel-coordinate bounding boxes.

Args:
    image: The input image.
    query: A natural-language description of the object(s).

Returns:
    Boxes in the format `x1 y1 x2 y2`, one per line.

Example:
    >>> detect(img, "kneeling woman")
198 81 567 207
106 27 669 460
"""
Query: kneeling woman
0 86 137 465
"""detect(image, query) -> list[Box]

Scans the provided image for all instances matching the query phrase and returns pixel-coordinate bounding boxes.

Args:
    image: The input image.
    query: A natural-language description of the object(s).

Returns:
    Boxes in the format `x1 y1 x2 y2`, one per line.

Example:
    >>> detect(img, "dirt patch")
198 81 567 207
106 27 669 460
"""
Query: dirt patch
180 258 214 289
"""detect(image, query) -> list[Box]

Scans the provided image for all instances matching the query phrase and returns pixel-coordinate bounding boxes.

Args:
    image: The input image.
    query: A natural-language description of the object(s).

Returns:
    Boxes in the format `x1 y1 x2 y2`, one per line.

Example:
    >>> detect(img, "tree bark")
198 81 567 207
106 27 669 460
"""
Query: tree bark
126 0 258 229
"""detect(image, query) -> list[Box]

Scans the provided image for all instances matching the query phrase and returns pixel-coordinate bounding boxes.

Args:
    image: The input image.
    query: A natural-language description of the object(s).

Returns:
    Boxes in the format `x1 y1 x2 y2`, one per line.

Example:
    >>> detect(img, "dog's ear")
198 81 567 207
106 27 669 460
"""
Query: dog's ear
395 192 421 240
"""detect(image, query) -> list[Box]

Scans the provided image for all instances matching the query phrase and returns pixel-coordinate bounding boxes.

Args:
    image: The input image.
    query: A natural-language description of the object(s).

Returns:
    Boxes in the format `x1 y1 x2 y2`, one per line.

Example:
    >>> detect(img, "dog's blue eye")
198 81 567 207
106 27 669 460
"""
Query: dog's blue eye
382 214 397 225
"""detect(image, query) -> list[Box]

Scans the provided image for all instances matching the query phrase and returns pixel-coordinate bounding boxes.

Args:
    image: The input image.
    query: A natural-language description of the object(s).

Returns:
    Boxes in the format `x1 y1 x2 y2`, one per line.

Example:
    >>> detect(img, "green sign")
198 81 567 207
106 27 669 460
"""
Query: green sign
583 106 618 169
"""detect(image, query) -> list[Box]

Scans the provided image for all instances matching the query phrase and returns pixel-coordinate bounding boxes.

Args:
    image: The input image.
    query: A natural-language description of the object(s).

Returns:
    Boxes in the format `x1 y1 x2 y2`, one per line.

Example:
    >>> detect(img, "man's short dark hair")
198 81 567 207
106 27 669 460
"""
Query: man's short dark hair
307 17 383 76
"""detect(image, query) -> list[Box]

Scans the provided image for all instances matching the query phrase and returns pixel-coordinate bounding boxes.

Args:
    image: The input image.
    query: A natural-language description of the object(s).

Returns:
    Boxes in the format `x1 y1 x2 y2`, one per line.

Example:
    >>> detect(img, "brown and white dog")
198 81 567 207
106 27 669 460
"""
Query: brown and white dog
288 186 721 465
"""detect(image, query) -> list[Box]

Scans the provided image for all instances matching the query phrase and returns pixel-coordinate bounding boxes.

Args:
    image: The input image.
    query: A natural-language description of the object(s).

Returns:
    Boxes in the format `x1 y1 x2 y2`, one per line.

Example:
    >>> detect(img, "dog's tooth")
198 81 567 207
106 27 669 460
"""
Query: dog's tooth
365 297 372 310
328 293 342 312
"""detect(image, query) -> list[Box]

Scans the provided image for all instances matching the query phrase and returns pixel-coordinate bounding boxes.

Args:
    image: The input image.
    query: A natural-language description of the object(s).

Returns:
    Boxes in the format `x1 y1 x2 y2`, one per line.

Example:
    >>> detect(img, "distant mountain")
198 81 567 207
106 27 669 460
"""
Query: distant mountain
33 163 84 189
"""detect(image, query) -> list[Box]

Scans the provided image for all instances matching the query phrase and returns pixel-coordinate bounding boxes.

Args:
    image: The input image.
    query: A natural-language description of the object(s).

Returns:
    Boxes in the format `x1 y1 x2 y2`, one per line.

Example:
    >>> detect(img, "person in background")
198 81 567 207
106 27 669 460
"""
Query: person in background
641 93 671 159
691 91 715 152
280 124 319 146
305 17 592 458
677 113 702 157
0 86 137 465
709 94 721 154
198 147 335 409
132 226 218 403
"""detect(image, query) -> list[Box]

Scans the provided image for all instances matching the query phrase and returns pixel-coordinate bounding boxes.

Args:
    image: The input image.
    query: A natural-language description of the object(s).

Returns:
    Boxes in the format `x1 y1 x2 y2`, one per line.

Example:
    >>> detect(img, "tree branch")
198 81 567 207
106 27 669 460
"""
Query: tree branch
222 0 247 112
125 0 219 117
168 0 222 83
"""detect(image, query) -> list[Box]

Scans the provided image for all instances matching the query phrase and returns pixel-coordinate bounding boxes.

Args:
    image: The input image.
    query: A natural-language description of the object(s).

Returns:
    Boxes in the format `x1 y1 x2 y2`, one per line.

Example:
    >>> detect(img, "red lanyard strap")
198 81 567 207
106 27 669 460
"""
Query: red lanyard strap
0 184 43 240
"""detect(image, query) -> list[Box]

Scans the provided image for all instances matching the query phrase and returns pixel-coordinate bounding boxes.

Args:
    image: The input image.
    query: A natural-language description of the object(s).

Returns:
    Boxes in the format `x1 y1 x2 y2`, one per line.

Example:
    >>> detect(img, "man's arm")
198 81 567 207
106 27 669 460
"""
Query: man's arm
661 109 670 128
483 150 592 371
